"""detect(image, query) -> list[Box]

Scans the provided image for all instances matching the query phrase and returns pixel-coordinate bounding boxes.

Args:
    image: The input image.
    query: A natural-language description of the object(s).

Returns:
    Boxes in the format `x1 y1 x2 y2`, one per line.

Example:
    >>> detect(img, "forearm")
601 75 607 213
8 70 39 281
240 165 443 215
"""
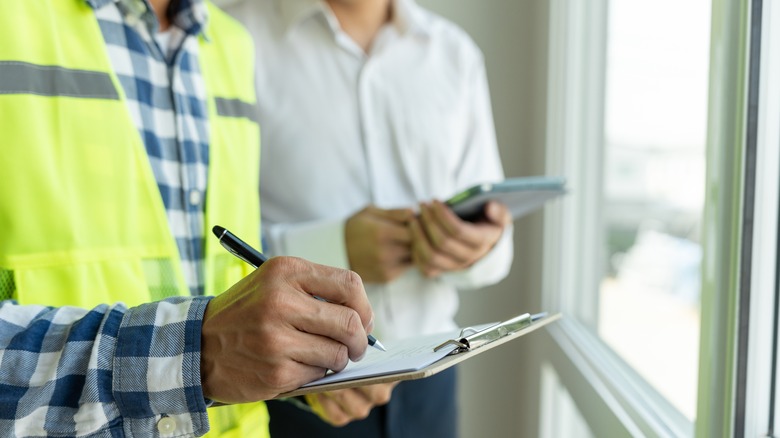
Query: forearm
0 296 212 437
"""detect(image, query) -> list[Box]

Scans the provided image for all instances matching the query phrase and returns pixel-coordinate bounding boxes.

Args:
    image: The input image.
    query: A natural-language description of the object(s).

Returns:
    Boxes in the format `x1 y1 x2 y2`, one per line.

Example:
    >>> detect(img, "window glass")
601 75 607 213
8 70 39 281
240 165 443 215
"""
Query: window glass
597 1 711 420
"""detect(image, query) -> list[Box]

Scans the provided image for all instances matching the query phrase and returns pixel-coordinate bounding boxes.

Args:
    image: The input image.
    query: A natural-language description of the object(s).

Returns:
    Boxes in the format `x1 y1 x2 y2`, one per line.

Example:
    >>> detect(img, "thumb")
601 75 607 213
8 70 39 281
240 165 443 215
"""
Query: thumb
369 206 416 223
485 201 512 226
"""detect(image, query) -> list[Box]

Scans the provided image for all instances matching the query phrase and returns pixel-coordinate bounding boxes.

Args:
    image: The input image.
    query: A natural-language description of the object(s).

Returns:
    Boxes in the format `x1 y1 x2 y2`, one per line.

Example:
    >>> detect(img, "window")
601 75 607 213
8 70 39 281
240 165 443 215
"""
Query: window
542 0 780 435
597 1 711 420
542 0 711 434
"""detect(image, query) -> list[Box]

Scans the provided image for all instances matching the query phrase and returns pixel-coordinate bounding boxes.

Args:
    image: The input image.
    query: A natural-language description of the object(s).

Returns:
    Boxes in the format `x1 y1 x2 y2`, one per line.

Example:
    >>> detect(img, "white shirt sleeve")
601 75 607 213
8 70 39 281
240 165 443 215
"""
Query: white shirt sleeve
263 218 351 270
440 50 514 290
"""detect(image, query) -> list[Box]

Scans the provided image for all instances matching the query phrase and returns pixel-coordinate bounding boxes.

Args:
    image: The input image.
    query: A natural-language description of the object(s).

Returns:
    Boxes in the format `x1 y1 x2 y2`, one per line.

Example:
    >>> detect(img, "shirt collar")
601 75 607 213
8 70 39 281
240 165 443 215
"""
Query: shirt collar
278 0 431 38
391 0 430 37
277 0 325 34
85 0 210 38
86 0 115 9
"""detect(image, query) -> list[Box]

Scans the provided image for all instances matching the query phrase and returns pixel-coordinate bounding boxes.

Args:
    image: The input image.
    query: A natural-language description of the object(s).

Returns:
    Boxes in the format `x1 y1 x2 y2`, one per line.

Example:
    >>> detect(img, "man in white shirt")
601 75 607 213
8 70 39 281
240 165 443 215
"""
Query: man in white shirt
224 0 513 436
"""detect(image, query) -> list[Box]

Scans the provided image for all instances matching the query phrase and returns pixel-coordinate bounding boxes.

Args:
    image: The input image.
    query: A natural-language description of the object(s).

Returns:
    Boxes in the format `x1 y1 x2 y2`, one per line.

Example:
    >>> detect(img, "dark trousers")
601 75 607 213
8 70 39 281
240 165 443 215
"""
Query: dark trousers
267 367 458 438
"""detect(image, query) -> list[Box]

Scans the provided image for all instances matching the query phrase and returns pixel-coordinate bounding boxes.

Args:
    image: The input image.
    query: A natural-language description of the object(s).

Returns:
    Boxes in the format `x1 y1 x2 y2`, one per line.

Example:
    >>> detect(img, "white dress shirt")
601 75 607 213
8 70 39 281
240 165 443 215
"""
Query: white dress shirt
224 0 513 341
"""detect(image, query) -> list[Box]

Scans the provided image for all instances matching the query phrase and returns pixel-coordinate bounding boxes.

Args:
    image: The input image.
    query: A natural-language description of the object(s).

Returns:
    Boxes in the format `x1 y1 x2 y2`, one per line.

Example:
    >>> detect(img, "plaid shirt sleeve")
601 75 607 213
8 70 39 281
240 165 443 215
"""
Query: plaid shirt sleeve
0 296 213 437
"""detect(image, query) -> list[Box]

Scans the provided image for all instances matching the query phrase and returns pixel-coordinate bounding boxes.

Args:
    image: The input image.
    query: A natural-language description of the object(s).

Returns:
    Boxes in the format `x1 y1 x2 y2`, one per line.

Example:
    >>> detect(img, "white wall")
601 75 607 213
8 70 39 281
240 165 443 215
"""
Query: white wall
417 1 550 436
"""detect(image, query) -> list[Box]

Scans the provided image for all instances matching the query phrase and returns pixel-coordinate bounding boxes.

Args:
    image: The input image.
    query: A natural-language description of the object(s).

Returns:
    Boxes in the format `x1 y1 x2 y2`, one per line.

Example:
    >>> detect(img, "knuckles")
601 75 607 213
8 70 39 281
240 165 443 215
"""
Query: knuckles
350 404 372 421
260 364 297 395
253 281 296 319
327 412 351 427
329 343 350 372
430 235 449 252
340 309 363 339
341 269 364 293
372 388 392 405
262 255 304 277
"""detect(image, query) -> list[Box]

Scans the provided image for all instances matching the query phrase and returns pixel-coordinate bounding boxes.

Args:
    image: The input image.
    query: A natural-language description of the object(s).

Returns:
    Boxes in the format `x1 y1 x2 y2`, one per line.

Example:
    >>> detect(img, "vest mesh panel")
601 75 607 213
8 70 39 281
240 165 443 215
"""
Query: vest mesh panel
211 253 244 297
142 258 184 300
0 270 14 301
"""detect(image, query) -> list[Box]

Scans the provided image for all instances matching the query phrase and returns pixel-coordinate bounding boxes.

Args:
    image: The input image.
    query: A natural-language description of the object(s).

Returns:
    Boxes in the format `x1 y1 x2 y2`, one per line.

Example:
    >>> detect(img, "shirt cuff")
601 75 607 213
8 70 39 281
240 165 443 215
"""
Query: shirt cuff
114 296 212 437
265 218 350 269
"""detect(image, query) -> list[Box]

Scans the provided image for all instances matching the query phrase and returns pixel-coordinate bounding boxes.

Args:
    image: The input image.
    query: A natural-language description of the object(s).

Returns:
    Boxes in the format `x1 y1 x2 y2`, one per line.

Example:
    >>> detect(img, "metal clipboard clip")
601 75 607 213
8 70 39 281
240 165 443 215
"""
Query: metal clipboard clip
433 312 548 354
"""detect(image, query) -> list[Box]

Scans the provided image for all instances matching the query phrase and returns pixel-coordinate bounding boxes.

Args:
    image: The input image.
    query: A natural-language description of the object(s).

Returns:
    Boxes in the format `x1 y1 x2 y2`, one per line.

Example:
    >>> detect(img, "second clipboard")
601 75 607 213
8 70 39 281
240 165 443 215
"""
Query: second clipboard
275 312 561 398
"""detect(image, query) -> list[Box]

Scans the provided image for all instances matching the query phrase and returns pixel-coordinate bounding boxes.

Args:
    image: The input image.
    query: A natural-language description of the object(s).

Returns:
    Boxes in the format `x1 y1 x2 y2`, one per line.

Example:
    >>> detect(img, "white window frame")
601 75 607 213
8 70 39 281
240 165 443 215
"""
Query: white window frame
541 1 695 433
539 0 778 436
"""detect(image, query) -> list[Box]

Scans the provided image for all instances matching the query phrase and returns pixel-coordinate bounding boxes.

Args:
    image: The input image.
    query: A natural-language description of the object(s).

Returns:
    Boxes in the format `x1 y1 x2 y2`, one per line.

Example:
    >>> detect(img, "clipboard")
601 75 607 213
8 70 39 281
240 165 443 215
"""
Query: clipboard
276 312 561 398
446 176 567 222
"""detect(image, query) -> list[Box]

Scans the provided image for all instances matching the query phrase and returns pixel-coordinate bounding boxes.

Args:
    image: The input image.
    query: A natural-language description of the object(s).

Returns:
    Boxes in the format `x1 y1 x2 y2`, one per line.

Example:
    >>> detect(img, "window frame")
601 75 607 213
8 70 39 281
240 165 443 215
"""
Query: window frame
540 0 768 436
741 0 780 435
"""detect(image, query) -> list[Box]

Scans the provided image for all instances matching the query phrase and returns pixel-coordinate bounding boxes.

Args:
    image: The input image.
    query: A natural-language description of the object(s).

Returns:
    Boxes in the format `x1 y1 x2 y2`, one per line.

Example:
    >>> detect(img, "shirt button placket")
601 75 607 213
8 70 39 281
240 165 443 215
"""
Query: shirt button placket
157 416 177 434
189 189 202 206
357 59 377 204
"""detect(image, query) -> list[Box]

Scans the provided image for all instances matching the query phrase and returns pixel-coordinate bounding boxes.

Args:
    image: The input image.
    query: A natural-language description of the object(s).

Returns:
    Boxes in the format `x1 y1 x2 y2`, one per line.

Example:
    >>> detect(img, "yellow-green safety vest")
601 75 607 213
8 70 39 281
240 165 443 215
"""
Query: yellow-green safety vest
0 0 268 436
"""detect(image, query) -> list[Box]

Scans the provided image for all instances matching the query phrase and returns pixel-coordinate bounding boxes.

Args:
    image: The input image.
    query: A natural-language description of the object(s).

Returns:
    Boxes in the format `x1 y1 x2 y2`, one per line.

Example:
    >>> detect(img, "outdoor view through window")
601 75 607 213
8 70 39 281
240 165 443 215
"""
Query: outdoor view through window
597 1 711 420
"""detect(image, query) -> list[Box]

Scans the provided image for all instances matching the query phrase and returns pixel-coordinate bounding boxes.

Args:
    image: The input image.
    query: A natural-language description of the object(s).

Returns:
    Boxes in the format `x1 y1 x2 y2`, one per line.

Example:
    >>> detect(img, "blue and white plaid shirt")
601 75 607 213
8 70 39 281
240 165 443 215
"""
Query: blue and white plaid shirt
96 0 211 297
0 0 219 436
0 298 211 437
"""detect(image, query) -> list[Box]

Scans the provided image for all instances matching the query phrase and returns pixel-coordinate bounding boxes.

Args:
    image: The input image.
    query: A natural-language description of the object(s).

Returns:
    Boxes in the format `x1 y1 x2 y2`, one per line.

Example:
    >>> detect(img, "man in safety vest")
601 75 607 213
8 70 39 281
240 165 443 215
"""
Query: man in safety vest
0 0 382 436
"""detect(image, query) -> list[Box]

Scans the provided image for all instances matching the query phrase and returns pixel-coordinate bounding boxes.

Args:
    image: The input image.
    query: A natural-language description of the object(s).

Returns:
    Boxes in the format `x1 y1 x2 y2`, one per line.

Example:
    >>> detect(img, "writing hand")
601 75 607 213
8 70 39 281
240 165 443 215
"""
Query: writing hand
345 206 415 284
200 257 374 403
410 200 511 278
305 383 398 426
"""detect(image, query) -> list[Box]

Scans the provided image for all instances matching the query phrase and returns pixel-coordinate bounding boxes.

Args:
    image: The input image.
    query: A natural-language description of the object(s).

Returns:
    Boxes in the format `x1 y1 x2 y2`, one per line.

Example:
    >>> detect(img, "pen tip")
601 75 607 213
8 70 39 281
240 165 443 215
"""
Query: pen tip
373 340 387 352
212 225 225 238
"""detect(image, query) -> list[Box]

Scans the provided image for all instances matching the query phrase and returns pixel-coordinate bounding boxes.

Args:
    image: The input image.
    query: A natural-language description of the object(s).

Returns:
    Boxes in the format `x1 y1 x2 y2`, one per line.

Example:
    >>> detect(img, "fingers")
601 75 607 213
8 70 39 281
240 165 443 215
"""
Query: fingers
290 297 369 363
377 241 413 265
280 257 373 331
367 205 416 225
419 204 477 263
370 207 414 244
261 319 353 371
312 390 373 426
410 219 463 276
306 384 397 427
352 206 414 244
422 201 484 247
201 292 330 401
377 221 413 245
200 257 376 403
345 206 414 283
411 200 509 277
483 201 512 226
355 382 396 406
412 202 476 273
305 393 332 424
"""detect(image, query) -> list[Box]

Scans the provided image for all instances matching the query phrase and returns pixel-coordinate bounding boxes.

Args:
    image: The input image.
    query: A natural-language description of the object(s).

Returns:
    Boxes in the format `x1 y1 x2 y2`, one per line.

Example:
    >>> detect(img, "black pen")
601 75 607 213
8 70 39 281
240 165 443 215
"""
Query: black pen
212 225 386 352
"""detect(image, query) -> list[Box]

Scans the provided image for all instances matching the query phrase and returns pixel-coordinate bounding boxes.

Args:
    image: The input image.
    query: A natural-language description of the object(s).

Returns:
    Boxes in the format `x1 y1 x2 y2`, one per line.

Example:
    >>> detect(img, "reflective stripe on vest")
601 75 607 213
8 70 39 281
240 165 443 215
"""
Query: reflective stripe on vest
215 97 259 122
0 1 266 436
0 61 120 99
